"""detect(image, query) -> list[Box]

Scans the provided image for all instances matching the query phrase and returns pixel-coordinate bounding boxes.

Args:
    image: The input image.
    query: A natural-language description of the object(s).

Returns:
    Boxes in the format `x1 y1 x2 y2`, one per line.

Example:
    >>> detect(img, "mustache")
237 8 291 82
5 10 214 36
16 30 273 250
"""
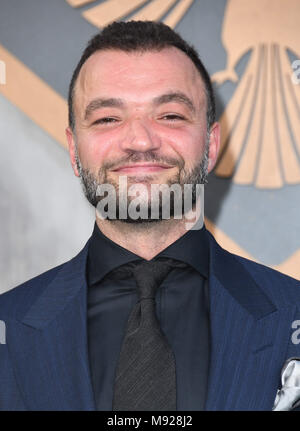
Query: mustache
101 151 185 172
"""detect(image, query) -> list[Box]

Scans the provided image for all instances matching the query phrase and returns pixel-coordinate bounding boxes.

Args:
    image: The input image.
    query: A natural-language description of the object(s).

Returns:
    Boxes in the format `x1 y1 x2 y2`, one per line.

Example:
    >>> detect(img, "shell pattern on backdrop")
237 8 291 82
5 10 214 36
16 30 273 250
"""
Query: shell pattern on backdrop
65 0 194 29
212 0 300 189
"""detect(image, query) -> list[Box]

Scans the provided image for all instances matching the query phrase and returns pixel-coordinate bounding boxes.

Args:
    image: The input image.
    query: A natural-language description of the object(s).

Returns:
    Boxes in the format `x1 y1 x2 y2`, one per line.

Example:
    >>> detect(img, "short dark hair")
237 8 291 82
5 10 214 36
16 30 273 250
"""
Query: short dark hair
68 20 215 131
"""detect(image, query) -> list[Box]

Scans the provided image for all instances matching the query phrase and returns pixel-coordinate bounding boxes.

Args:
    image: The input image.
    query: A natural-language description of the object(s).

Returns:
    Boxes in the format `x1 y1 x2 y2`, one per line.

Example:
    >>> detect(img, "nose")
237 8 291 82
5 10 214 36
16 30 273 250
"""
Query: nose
120 118 161 153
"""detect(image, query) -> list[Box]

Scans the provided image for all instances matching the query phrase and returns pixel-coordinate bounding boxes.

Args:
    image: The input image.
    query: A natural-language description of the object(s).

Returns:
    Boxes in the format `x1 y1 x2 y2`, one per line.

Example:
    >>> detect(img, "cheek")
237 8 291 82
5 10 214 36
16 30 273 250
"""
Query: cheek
165 129 206 166
76 131 115 170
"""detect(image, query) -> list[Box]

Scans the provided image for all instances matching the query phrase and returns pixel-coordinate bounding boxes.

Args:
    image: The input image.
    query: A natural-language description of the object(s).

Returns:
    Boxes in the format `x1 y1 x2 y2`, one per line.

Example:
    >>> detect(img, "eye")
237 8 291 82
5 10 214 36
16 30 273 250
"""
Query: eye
160 114 186 121
93 117 119 125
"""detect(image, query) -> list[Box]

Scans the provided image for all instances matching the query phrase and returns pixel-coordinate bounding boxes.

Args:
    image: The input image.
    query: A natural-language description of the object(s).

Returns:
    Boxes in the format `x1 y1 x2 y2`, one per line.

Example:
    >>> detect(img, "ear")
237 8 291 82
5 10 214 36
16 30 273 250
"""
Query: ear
66 126 80 177
207 122 221 173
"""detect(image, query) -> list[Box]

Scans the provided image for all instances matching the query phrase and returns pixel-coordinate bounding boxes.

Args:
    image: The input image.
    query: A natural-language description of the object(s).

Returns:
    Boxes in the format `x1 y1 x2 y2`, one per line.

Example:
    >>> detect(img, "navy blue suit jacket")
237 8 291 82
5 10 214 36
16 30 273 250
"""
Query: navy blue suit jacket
1 229 300 410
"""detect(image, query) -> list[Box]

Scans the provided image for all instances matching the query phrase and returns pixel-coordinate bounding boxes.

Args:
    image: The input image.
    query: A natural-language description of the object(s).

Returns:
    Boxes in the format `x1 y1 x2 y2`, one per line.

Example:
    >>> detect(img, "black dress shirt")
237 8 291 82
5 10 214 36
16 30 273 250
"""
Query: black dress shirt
86 222 210 411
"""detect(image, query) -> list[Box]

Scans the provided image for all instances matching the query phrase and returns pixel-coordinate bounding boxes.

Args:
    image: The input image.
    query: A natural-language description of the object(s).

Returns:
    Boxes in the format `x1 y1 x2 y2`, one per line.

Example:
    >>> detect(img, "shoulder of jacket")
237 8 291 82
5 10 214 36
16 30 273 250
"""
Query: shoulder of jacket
0 261 66 320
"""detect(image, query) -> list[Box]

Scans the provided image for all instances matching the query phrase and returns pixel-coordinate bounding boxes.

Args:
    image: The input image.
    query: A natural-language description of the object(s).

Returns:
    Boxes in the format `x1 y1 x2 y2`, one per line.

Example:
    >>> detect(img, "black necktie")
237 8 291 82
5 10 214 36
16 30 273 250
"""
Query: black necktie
112 258 186 411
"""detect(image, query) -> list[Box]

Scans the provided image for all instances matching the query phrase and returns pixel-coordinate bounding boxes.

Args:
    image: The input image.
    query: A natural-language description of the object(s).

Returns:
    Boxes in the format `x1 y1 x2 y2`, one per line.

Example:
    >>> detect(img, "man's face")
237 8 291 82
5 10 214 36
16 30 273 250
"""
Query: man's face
66 47 220 220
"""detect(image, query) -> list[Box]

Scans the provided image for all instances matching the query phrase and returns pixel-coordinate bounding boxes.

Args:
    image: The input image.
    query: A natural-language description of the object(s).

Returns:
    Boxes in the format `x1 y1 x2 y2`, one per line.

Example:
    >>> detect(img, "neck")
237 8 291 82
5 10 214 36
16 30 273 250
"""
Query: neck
95 215 192 260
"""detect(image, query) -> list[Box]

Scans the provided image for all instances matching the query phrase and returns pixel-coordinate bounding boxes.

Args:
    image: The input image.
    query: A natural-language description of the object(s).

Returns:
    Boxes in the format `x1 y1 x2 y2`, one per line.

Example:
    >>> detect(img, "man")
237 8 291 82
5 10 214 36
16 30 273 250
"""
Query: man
1 21 300 411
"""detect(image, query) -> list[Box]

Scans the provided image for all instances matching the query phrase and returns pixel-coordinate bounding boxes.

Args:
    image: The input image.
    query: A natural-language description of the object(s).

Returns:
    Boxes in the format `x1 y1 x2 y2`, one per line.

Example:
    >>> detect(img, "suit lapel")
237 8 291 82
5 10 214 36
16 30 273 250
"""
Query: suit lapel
7 242 96 410
205 233 293 410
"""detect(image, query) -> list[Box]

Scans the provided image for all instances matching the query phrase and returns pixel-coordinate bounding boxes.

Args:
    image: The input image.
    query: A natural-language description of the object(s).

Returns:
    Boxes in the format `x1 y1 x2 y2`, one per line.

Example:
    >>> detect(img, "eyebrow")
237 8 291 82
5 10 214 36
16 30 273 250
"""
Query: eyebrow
153 92 196 114
84 92 196 121
84 98 124 120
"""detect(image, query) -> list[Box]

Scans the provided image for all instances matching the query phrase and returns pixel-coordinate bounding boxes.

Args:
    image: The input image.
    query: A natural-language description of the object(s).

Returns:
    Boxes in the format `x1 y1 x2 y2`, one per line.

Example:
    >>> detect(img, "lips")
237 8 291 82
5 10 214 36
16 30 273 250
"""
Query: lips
112 164 174 174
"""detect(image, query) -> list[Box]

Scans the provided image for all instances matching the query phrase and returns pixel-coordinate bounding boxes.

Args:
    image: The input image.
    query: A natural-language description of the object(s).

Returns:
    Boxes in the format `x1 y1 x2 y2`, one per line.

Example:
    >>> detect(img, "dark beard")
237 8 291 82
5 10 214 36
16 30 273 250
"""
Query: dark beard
77 149 208 223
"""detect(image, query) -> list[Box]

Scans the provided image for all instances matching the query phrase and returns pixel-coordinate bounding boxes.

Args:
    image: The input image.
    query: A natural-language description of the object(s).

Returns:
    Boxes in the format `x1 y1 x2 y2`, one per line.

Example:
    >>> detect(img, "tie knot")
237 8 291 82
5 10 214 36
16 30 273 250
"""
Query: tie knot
129 257 186 300
109 258 188 300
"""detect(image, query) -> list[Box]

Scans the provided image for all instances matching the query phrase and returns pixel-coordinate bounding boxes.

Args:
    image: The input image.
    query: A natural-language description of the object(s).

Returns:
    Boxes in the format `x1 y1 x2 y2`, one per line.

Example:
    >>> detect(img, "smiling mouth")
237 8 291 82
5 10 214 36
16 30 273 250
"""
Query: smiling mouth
111 164 174 174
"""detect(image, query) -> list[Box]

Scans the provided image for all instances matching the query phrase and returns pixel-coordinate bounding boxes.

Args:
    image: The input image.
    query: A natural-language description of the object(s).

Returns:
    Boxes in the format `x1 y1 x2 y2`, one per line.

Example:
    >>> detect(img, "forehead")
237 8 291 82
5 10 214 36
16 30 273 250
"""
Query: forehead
75 47 206 109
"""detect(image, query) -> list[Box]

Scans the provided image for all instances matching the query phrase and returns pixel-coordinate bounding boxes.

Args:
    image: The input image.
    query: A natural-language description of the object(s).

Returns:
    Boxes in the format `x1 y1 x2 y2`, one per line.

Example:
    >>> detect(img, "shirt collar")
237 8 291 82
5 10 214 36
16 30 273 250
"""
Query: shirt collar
87 222 210 286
